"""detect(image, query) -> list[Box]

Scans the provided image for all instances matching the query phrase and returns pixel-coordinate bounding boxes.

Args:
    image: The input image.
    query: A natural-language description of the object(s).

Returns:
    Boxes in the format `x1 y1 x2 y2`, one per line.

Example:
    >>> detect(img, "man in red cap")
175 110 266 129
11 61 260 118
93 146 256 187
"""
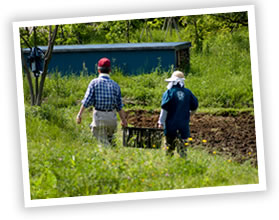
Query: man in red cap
76 57 127 146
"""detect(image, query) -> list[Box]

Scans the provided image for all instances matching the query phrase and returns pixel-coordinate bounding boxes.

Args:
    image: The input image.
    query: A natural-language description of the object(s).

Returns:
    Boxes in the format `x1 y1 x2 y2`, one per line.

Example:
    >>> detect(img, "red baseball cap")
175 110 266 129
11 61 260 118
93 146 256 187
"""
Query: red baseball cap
98 57 111 68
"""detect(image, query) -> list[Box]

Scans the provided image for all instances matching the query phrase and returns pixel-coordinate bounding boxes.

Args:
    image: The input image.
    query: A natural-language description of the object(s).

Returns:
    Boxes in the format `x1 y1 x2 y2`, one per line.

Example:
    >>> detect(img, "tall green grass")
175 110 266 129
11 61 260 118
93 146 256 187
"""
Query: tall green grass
25 106 258 199
188 29 253 109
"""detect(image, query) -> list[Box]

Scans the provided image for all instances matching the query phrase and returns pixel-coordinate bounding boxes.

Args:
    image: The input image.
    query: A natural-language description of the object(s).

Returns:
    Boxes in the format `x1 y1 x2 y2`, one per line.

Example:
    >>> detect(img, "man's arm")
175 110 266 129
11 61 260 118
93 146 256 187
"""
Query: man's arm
158 108 168 129
190 91 199 111
76 104 86 124
114 83 127 127
118 109 127 127
77 80 95 124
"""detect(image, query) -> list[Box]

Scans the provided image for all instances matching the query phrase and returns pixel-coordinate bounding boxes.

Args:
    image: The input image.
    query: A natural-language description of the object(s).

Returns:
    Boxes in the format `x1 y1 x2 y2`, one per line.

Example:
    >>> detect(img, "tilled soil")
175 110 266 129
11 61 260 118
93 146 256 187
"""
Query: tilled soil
125 110 257 166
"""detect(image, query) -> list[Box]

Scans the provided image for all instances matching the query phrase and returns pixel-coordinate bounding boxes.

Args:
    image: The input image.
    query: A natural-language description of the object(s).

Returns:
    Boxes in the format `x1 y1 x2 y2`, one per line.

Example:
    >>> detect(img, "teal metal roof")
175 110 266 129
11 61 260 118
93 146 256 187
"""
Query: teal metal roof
24 42 191 53
22 42 191 75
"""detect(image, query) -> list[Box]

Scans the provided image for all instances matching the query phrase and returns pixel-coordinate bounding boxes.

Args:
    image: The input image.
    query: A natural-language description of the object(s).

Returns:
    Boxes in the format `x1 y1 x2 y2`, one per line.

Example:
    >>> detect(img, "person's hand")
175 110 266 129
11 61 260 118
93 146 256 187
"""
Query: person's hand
121 119 127 127
190 110 196 116
158 123 164 129
76 114 82 124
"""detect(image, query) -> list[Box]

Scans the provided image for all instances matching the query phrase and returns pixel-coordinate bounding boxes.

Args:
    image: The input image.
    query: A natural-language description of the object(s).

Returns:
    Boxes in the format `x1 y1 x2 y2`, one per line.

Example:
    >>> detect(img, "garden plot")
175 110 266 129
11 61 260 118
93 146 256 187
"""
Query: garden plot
125 110 257 166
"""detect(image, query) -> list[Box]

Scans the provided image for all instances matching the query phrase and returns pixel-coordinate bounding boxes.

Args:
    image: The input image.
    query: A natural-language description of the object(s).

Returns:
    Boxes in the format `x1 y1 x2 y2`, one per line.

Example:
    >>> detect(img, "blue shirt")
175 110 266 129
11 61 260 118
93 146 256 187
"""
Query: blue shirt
161 85 198 139
81 75 123 111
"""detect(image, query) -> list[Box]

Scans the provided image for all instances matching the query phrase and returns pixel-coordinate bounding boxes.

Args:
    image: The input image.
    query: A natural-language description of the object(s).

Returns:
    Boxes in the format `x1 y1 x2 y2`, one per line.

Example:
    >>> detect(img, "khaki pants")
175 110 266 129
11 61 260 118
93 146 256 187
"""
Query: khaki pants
90 109 117 146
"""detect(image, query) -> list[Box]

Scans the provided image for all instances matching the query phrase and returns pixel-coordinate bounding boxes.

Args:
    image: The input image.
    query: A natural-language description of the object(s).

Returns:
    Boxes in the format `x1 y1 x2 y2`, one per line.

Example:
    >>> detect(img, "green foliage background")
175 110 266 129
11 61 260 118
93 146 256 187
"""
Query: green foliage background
20 12 248 50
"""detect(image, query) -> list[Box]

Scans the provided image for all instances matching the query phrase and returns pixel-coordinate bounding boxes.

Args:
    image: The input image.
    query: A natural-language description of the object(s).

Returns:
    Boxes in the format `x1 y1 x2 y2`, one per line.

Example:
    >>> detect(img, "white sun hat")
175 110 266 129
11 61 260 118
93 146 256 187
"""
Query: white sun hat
165 71 185 89
165 71 185 82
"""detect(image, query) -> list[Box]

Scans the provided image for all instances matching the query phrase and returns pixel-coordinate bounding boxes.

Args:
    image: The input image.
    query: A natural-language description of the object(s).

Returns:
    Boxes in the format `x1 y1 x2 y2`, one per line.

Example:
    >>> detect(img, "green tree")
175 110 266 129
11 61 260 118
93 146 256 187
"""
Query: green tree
56 24 96 45
96 19 143 43
180 12 248 53
180 15 207 53
211 12 248 32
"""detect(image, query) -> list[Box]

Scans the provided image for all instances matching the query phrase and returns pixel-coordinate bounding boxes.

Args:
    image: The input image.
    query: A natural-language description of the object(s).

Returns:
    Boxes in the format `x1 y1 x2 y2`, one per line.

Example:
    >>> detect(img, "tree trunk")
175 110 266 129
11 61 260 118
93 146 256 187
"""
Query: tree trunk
172 18 181 40
126 20 130 43
21 49 35 105
36 25 59 106
193 19 202 53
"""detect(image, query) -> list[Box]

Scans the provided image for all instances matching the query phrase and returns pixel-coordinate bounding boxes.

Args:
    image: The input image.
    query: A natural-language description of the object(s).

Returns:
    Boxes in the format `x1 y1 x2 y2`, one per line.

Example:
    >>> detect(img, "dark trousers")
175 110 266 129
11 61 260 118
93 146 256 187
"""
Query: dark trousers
165 135 188 158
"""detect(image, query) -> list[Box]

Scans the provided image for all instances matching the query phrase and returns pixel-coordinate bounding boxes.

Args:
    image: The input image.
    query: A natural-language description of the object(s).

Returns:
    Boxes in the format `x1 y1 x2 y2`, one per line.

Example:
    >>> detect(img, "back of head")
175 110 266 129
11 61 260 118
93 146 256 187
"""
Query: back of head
98 57 111 73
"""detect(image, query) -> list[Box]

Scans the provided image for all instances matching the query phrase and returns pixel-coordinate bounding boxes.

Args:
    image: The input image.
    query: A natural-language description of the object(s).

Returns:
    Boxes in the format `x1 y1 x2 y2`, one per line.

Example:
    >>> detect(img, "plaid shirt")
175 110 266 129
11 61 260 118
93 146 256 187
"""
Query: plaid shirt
81 74 123 111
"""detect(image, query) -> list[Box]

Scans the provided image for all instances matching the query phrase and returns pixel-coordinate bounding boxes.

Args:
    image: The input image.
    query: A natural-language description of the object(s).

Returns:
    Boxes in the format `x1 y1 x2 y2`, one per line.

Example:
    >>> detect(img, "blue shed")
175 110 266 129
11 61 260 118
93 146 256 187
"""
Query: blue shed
23 42 191 75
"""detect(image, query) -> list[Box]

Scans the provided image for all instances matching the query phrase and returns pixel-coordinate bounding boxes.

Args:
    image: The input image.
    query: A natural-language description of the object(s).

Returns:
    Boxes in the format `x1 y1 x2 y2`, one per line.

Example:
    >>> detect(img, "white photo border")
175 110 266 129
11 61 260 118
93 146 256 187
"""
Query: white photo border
13 5 266 208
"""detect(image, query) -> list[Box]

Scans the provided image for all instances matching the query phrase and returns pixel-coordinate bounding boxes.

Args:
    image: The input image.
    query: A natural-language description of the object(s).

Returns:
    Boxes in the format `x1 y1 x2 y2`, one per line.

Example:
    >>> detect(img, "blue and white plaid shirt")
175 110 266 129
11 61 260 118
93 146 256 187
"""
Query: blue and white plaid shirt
81 74 124 111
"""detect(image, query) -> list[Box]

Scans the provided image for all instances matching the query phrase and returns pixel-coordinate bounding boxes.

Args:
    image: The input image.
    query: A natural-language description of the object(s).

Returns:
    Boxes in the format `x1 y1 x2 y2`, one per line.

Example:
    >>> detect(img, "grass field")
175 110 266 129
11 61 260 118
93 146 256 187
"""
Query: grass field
26 114 258 199
23 28 258 199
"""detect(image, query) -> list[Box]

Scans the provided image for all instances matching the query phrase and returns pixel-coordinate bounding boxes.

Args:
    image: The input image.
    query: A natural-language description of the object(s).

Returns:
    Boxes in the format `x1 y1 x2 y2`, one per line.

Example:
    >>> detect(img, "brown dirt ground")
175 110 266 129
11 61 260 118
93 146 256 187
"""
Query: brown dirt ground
125 110 257 166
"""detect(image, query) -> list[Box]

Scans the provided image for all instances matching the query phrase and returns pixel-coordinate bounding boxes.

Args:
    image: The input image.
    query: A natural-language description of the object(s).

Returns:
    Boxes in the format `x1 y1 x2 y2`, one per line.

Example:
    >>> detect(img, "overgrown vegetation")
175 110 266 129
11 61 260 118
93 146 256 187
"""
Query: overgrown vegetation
23 27 253 112
25 101 257 199
20 12 248 51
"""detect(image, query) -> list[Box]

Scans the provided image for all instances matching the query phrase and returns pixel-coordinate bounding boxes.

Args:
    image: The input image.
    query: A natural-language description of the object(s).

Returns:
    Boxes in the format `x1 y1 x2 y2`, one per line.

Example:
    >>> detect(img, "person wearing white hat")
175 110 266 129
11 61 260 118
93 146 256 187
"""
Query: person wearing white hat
158 71 198 157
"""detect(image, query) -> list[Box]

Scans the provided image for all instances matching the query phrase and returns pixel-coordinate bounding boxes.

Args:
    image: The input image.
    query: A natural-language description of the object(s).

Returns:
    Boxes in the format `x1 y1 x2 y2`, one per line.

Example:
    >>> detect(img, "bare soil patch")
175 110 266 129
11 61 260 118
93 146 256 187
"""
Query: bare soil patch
125 110 257 166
